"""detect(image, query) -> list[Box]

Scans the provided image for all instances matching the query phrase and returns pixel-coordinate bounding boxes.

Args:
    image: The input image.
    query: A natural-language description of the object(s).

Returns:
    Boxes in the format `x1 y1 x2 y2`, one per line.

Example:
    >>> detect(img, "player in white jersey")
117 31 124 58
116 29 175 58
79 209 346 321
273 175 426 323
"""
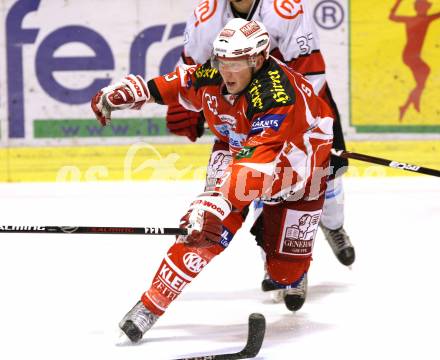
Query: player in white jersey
165 0 354 302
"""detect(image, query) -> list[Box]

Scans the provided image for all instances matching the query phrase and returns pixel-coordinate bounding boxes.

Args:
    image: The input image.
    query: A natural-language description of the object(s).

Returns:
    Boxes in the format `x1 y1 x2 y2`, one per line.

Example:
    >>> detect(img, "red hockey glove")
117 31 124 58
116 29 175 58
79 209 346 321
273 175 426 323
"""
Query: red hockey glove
91 74 150 126
166 103 205 142
178 192 232 248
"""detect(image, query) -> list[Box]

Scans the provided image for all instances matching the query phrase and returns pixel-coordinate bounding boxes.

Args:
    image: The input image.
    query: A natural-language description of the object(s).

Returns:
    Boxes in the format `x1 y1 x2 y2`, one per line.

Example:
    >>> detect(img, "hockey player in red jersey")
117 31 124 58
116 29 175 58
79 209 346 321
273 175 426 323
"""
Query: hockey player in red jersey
91 18 333 343
165 0 355 305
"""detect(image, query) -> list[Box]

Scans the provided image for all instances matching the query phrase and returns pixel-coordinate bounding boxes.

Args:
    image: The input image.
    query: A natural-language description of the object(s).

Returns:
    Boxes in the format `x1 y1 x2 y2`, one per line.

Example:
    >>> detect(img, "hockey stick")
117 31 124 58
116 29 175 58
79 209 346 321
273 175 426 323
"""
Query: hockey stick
0 226 188 236
175 313 266 360
331 149 440 177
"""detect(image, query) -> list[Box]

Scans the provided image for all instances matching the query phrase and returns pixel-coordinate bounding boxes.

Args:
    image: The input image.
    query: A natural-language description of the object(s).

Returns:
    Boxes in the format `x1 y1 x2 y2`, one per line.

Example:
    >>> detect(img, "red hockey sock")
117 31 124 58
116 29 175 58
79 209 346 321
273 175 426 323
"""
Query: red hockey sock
142 242 224 316
266 256 311 285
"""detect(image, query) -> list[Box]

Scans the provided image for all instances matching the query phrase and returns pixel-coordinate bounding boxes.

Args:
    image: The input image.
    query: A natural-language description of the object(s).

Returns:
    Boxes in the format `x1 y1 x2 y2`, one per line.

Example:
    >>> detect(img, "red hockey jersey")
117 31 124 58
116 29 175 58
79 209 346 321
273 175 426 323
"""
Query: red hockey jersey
148 57 333 210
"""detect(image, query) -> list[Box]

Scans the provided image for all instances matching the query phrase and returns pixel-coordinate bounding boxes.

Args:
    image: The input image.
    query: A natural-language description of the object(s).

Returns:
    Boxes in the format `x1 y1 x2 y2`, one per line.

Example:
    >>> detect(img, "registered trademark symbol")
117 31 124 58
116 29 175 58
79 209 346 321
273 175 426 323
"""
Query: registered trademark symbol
313 0 344 30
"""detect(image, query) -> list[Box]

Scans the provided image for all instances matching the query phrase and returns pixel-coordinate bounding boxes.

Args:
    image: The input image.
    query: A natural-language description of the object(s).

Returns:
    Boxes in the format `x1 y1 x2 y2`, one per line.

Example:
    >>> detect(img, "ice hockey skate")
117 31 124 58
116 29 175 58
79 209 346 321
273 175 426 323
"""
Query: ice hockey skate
283 273 308 312
119 300 159 343
261 273 284 303
320 224 355 266
262 273 308 311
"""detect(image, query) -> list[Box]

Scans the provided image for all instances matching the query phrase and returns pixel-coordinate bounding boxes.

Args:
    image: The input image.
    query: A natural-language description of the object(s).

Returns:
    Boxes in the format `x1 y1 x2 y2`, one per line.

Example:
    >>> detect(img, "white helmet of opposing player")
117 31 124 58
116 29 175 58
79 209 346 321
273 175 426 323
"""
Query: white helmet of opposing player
211 18 270 70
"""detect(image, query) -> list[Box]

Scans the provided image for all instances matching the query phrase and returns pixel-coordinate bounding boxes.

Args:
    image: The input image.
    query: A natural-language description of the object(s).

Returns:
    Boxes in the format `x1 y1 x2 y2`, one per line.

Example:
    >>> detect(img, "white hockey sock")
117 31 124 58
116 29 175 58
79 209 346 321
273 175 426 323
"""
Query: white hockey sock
320 176 345 230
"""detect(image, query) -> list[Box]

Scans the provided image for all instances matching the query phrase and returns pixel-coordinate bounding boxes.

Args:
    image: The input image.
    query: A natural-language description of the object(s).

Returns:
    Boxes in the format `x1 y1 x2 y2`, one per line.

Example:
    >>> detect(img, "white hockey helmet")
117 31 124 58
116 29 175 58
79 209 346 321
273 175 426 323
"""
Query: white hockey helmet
211 18 270 69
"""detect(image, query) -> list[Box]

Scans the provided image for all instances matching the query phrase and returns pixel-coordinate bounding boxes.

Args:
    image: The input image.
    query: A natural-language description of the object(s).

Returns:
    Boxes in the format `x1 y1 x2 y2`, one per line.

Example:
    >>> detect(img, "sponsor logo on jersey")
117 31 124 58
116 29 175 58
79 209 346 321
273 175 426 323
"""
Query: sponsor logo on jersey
214 123 247 148
268 70 291 104
249 114 286 134
274 0 304 20
195 67 219 79
279 210 321 256
240 20 261 38
183 252 208 273
218 114 237 128
154 262 188 297
219 29 235 37
236 146 257 160
208 150 232 180
248 79 263 110
219 227 234 248
195 0 218 27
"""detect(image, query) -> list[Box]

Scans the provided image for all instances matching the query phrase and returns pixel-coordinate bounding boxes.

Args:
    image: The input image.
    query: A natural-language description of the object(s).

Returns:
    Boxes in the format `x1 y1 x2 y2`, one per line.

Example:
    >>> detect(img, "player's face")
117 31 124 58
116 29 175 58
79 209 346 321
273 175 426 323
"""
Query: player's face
217 58 253 94
229 0 254 7
216 55 265 94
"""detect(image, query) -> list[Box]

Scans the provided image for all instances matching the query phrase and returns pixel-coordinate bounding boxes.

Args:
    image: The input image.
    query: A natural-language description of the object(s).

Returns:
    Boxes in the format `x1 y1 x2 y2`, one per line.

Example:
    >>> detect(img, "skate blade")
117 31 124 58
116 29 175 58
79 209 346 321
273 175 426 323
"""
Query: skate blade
115 330 132 346
270 289 284 303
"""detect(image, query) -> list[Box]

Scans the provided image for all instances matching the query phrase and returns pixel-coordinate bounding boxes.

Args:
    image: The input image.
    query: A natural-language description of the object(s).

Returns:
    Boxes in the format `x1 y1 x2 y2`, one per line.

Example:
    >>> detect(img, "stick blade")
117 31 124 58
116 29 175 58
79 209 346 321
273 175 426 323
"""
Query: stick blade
175 313 266 360
239 313 266 358
214 312 266 360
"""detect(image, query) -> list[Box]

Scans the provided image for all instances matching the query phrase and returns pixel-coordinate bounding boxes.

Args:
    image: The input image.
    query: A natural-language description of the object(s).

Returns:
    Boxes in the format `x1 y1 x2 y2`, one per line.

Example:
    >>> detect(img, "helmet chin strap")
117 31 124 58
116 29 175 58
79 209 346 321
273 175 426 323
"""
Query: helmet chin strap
250 53 265 74
248 55 257 67
229 0 259 19
245 0 258 20
246 0 260 20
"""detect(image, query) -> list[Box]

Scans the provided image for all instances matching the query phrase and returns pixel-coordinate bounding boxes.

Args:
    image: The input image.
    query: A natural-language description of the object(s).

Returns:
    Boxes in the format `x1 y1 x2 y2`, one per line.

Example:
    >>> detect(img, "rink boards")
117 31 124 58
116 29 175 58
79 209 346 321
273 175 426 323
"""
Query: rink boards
0 140 439 182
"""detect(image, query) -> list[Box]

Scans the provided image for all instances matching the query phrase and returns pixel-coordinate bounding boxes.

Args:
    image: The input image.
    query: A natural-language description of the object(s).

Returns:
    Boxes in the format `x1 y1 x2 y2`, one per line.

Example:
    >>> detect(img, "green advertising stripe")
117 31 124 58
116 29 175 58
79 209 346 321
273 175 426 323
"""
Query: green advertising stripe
34 118 170 138
34 119 440 138
355 125 440 133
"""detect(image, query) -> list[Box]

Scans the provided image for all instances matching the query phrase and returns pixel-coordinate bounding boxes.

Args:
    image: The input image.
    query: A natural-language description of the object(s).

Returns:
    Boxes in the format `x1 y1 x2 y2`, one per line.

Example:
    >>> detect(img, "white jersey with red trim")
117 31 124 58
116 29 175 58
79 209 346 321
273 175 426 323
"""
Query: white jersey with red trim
183 0 326 93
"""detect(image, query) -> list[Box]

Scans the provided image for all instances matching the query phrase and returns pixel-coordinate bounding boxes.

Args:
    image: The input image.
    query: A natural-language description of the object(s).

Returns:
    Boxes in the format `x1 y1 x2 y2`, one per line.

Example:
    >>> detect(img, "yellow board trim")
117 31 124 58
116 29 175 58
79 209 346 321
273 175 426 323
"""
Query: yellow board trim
0 141 439 182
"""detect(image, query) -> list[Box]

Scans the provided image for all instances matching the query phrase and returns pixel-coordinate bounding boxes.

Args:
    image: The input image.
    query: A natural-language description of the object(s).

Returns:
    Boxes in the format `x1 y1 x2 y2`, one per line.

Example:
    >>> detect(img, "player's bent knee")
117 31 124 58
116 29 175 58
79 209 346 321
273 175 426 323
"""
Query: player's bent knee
261 196 324 284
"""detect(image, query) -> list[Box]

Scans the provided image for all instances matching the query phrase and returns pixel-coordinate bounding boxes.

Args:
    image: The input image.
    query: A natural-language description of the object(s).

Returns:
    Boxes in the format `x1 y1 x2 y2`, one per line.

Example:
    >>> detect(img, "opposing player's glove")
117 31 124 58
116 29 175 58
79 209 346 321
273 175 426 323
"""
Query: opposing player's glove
178 192 231 248
91 74 150 126
166 103 205 142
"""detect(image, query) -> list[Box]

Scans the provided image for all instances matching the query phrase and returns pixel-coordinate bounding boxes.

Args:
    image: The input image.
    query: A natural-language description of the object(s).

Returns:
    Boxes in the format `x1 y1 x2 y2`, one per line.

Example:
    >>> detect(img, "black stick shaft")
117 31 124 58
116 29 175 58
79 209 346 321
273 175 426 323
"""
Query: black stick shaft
331 149 440 177
0 226 188 236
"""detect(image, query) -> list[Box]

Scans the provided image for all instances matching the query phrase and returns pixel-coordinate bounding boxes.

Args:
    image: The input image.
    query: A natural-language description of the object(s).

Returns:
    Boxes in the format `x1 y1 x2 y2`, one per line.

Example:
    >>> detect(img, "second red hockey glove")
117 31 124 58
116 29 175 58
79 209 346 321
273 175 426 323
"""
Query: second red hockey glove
166 103 205 142
91 74 150 126
178 192 232 248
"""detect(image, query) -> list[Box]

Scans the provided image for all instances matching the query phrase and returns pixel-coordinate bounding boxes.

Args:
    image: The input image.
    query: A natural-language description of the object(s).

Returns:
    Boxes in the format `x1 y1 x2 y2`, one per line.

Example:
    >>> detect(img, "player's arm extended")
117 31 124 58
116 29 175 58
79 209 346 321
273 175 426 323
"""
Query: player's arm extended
91 65 203 126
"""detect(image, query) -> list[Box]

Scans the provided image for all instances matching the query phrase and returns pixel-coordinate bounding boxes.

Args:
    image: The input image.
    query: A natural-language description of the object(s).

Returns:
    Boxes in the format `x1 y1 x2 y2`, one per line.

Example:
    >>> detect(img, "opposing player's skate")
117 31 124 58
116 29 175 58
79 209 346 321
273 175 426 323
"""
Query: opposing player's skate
320 224 355 266
262 273 308 311
119 301 159 343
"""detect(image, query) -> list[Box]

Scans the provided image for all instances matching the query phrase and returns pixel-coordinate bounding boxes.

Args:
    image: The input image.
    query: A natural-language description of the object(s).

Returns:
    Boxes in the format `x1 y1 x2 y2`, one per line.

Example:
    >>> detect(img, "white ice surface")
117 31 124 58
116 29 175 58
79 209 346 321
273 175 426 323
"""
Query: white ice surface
0 177 439 360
